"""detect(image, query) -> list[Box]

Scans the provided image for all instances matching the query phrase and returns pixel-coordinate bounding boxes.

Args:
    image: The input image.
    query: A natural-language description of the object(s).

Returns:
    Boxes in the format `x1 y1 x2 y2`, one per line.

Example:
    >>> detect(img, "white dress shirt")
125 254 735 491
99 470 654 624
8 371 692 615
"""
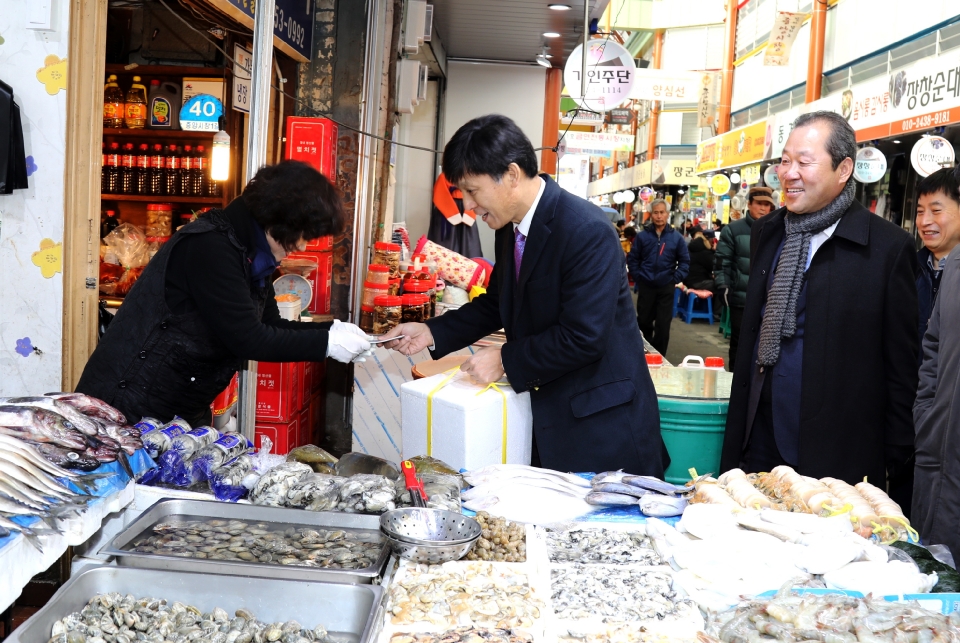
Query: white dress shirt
514 177 546 236
806 220 840 271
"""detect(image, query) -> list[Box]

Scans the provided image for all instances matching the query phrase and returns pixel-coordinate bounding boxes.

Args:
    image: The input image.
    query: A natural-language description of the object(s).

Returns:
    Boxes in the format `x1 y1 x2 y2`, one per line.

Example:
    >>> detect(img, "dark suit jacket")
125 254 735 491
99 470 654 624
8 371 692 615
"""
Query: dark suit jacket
721 199 919 484
426 176 664 476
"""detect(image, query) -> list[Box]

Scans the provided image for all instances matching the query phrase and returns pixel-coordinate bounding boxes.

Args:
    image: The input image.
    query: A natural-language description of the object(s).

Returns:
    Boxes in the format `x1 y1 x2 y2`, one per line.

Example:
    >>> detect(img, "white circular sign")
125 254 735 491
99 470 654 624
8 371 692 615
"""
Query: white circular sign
564 40 635 113
911 136 955 177
764 164 781 190
613 191 625 204
622 190 636 203
853 147 888 183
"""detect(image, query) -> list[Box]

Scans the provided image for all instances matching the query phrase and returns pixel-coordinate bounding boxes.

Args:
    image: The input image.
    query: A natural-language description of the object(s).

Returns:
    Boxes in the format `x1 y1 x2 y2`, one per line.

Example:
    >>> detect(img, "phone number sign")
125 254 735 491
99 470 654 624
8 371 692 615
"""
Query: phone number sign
214 0 313 63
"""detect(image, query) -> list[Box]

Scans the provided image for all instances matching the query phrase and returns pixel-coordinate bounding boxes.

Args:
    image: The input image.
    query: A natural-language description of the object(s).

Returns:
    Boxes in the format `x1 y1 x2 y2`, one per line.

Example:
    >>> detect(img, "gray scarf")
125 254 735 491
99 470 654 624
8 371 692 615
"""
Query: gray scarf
757 180 855 366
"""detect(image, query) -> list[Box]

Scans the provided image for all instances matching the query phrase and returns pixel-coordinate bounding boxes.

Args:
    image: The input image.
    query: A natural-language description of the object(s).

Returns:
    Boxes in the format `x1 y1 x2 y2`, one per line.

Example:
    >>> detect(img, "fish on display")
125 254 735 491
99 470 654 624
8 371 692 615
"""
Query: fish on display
0 514 52 551
639 493 688 517
44 392 127 425
622 475 689 495
0 406 87 450
592 482 650 498
591 469 628 486
585 491 638 506
33 443 100 471
464 464 592 489
1 396 101 437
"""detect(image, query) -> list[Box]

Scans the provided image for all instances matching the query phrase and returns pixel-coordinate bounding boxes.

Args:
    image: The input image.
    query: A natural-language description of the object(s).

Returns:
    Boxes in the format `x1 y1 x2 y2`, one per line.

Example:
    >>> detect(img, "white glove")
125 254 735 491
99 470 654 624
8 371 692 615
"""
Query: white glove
331 319 375 362
327 324 372 363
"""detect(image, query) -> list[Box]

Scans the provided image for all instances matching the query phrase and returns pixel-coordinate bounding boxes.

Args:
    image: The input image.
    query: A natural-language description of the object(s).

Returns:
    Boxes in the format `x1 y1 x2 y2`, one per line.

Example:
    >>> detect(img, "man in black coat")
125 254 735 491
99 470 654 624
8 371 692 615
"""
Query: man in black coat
384 115 665 476
720 111 918 486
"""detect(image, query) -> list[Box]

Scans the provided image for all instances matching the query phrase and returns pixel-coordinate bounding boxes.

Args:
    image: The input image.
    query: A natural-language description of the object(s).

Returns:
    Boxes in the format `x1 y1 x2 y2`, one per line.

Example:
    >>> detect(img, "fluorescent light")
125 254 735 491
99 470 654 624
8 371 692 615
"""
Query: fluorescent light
892 139 901 143
543 32 561 38
548 3 571 9
211 129 231 181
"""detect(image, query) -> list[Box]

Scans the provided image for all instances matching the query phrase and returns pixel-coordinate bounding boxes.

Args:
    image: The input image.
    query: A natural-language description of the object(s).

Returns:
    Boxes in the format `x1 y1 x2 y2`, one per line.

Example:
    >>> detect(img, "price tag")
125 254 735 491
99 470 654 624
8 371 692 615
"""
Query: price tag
179 94 224 132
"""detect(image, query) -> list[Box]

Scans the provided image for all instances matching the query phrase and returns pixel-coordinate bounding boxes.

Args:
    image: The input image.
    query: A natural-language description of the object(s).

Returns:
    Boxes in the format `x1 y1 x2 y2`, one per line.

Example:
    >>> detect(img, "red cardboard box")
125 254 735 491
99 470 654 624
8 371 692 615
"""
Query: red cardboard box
309 392 324 446
306 236 333 252
255 416 300 455
256 361 301 423
285 117 337 179
299 407 312 448
300 362 313 408
312 361 325 394
286 251 333 315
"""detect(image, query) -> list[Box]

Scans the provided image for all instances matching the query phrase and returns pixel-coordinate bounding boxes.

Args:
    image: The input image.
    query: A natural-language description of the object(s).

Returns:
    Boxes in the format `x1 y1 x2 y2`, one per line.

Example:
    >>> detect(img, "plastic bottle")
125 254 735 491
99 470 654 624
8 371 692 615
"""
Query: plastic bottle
169 426 221 460
135 143 149 195
191 145 206 196
148 144 164 196
703 356 725 398
147 79 181 130
100 142 109 192
179 145 194 196
192 433 248 477
103 75 124 129
104 142 120 193
163 144 180 196
143 418 193 459
119 143 136 194
124 76 147 129
101 210 120 239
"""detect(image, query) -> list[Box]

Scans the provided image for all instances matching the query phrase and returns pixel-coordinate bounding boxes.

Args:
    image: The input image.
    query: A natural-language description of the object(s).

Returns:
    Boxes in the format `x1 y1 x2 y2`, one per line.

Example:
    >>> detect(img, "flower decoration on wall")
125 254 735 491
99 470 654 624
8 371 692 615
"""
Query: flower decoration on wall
15 338 34 358
25 156 37 177
36 54 67 95
31 238 62 278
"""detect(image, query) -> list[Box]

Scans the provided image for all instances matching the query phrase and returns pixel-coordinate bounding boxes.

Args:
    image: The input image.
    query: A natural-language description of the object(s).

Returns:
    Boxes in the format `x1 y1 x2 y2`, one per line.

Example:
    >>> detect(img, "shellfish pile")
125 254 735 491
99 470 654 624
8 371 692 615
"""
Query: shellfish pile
545 528 660 566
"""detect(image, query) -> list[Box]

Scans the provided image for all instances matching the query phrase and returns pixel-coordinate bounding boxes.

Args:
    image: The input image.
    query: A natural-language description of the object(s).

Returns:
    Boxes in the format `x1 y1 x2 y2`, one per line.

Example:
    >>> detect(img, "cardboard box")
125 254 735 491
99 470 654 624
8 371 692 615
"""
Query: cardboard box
351 346 475 460
285 250 333 315
306 236 333 252
401 371 532 471
308 392 324 445
182 77 224 105
256 361 301 423
312 361 325 394
300 362 313 406
298 407 312 449
255 416 300 455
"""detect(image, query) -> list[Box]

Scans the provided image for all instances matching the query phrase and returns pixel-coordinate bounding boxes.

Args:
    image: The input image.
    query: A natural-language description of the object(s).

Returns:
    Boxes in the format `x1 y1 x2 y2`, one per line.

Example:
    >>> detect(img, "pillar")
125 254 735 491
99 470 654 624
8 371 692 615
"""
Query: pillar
646 30 664 159
717 0 738 134
805 0 827 102
541 68 563 175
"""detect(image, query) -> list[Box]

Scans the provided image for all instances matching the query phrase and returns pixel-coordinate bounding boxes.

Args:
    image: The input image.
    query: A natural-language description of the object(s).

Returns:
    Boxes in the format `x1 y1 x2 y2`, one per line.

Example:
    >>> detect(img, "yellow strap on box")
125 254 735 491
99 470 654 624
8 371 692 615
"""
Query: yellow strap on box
477 381 508 464
424 366 509 464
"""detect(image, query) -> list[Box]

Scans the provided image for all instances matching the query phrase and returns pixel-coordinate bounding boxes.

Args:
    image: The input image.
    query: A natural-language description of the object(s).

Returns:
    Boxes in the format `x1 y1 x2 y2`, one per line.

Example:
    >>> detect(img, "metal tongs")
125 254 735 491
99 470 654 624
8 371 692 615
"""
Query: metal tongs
401 460 429 508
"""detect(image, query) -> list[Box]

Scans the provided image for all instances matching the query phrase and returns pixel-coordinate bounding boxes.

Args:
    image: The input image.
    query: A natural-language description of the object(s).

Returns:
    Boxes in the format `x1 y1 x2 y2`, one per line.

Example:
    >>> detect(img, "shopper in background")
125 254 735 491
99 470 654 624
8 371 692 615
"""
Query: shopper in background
915 167 960 352
683 226 716 294
720 111 918 487
715 186 776 371
76 161 369 427
383 114 667 477
622 226 637 254
627 199 689 355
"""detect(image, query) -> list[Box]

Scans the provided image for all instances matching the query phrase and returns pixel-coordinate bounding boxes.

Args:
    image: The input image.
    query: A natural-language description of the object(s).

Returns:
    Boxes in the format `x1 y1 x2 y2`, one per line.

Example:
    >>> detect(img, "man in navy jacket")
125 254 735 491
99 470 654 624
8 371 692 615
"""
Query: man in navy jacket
384 115 665 476
627 200 689 355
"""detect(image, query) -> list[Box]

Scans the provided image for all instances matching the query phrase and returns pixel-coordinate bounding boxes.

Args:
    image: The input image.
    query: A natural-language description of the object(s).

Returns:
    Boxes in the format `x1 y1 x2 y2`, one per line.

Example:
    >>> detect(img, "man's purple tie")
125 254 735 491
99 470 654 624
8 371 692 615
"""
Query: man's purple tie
514 228 526 281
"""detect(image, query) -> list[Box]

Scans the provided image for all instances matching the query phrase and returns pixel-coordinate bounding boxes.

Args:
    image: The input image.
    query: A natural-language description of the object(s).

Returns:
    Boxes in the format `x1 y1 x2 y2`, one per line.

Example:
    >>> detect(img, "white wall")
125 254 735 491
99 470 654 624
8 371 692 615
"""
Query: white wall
732 21 811 111
443 61 546 260
0 1 69 395
395 80 440 254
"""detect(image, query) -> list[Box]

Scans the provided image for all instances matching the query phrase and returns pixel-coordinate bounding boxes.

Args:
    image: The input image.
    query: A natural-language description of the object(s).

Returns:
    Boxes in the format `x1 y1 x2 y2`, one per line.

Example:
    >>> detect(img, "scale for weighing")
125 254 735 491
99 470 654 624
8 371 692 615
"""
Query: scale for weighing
273 274 312 316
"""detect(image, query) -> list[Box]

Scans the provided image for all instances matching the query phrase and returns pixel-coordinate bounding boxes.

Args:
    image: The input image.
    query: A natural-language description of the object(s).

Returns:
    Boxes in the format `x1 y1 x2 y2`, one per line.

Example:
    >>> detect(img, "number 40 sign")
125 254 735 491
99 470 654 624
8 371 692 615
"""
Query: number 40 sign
180 94 225 132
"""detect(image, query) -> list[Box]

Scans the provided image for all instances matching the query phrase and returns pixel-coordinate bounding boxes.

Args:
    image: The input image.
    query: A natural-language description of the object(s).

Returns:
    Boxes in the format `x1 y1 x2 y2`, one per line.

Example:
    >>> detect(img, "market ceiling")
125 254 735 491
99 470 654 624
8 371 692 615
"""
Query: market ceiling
429 0 609 68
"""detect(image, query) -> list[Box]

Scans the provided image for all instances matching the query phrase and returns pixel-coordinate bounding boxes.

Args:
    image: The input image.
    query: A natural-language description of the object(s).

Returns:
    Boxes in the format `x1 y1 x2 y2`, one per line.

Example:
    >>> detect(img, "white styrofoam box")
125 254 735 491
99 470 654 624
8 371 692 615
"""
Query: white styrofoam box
351 346 475 460
401 371 532 471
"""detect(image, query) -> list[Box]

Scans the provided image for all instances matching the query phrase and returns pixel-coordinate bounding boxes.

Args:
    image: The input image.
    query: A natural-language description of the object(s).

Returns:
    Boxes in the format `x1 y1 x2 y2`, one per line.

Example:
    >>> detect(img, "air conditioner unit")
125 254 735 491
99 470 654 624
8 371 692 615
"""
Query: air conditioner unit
403 0 427 54
423 5 433 42
397 59 421 114
418 63 429 102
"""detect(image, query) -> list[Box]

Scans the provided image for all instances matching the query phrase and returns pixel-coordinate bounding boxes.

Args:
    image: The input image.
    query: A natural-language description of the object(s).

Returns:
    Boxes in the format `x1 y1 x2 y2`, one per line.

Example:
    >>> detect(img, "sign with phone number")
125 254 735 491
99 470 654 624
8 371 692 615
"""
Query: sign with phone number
214 0 313 62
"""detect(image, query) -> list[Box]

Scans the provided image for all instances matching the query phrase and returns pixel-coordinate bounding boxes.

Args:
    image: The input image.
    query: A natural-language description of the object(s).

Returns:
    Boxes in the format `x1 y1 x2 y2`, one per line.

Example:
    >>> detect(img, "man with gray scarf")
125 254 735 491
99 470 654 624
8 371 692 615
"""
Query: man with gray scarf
720 111 919 487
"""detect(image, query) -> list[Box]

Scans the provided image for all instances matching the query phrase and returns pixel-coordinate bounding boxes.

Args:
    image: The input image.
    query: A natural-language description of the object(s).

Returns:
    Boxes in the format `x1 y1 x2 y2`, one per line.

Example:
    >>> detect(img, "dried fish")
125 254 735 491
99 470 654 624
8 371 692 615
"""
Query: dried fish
546 527 661 566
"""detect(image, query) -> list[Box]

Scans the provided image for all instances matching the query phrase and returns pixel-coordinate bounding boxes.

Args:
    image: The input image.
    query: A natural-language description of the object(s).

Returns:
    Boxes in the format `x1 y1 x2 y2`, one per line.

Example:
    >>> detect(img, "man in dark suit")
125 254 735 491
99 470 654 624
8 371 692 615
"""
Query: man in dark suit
720 110 918 487
384 114 665 476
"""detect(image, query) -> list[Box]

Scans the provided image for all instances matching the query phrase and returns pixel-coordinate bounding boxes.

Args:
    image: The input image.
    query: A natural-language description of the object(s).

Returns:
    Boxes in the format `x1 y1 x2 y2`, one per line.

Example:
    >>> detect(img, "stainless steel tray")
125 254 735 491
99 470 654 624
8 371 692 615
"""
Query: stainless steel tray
102 498 389 584
7 565 382 643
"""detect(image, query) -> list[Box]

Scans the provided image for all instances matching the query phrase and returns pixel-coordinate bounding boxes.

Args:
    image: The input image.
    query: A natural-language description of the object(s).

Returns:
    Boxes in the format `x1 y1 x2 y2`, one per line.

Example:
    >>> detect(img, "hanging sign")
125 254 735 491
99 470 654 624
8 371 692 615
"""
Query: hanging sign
608 108 633 125
911 136 955 177
564 39 636 112
764 12 807 67
741 163 762 185
180 94 224 132
232 44 252 114
764 164 782 190
854 147 888 183
207 0 314 63
639 187 655 202
563 131 635 153
698 71 719 128
710 174 731 196
629 68 705 103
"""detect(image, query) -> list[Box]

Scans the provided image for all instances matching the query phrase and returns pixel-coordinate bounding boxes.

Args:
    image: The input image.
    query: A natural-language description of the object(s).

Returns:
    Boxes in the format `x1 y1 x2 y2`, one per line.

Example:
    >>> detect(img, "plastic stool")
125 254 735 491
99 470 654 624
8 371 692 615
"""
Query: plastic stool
678 292 713 324
719 306 731 338
672 286 683 318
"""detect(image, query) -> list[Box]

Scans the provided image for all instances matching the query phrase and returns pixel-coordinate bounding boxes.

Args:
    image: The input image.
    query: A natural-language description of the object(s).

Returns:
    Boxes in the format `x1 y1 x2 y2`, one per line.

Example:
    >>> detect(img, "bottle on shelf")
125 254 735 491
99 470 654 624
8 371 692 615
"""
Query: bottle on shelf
101 142 108 193
148 144 164 196
192 145 206 197
120 143 136 194
147 79 181 130
124 76 147 129
104 142 120 193
135 143 149 195
163 144 180 196
101 210 120 238
103 75 124 129
179 145 194 196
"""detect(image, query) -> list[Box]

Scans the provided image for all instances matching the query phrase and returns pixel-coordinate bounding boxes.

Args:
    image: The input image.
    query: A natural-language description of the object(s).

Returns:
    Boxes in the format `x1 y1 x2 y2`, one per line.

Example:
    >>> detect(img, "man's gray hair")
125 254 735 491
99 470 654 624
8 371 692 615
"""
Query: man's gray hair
791 110 857 171
650 198 669 212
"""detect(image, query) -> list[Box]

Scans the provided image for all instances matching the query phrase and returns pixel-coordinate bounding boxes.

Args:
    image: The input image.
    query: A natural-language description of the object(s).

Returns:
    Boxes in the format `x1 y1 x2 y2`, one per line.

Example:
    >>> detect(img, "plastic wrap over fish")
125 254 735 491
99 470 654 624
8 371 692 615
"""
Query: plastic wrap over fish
337 474 397 514
249 462 313 507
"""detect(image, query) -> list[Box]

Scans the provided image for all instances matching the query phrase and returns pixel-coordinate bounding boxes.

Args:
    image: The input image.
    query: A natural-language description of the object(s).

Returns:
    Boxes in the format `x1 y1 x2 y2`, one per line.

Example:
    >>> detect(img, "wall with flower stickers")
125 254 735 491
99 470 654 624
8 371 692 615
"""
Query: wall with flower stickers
0 1 70 395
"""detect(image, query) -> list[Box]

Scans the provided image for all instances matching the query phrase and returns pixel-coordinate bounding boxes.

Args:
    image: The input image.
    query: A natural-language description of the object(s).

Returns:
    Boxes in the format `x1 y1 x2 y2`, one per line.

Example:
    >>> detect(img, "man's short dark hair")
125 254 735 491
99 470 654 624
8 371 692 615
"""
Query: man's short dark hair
242 160 347 250
917 167 960 206
623 227 637 240
791 110 857 170
442 114 539 184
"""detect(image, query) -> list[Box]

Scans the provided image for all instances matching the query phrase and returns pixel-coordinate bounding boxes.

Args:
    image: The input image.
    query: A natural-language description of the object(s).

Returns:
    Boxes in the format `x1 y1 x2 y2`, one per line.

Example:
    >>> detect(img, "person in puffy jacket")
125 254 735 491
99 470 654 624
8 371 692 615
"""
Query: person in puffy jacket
627 199 689 355
683 227 716 291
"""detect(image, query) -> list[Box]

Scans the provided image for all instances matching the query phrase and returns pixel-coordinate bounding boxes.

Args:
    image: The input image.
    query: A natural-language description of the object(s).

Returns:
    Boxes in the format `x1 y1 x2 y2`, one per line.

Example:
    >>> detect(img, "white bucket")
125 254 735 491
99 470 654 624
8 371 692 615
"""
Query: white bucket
276 297 302 321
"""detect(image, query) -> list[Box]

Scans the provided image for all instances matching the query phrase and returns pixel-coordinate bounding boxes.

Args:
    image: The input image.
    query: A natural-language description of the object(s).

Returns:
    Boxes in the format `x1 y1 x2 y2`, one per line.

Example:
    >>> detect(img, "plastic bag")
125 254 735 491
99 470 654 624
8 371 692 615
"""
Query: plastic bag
208 455 254 502
103 223 150 269
286 473 345 511
251 436 288 475
249 461 313 506
337 474 397 514
395 472 461 512
929 544 957 569
191 433 249 480
286 444 338 474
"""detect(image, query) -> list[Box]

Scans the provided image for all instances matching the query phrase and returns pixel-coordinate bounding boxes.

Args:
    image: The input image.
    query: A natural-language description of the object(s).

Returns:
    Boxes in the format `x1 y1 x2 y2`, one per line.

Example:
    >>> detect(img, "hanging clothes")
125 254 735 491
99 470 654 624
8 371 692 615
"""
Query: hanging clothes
427 172 483 259
0 79 29 194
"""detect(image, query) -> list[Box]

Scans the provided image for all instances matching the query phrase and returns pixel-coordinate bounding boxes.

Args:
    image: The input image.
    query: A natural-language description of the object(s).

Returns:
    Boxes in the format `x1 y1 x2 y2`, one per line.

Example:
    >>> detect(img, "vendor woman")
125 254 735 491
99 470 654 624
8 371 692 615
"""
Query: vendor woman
76 161 371 427
383 115 667 476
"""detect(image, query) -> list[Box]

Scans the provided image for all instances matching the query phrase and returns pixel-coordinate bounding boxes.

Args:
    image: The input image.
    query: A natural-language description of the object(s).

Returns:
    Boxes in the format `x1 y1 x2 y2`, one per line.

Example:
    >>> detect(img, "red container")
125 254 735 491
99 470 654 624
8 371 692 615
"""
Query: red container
286 250 333 315
256 361 301 423
301 362 314 405
285 117 337 179
312 361 325 394
211 372 239 418
255 416 300 455
299 407 312 448
308 392 324 445
306 236 333 252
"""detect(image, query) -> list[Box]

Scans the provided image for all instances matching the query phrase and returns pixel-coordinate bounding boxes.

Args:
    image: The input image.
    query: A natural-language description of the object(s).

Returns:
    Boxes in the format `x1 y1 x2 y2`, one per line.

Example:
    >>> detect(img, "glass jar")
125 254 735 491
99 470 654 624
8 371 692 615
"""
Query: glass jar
373 295 402 334
373 241 401 277
402 279 433 319
359 305 375 333
401 294 429 323
365 263 391 285
145 203 173 237
361 281 390 308
388 278 401 296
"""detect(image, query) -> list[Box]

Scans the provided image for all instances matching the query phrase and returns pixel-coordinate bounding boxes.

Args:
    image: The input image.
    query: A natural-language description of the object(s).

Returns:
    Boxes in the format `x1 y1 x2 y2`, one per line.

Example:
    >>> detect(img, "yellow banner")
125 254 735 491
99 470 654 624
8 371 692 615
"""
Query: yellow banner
697 119 769 174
